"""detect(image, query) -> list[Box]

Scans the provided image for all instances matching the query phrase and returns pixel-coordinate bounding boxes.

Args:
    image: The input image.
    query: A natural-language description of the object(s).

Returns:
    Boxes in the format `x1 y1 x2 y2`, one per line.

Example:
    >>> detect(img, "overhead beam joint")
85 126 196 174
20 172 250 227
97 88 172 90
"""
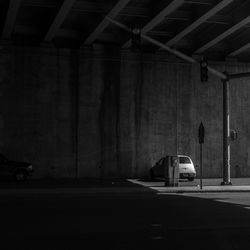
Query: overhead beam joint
83 0 131 45
44 0 76 42
2 0 22 39
123 0 184 48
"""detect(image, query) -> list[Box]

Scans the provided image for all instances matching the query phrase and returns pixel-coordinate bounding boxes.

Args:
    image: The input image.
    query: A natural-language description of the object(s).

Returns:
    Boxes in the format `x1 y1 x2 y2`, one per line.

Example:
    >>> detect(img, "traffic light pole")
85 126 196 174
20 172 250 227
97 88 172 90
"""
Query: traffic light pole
221 76 231 185
105 16 250 186
105 17 227 78
221 71 250 185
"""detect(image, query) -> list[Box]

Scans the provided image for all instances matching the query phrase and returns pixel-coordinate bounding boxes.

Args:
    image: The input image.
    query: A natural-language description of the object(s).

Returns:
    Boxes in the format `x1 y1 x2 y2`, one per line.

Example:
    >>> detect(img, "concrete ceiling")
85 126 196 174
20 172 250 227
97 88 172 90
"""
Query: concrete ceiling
1 0 250 61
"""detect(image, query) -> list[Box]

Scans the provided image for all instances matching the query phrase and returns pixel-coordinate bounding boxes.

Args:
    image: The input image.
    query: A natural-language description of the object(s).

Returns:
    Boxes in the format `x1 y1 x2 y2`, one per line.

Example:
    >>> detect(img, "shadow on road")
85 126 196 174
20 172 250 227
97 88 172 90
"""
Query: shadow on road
0 177 149 189
1 183 250 249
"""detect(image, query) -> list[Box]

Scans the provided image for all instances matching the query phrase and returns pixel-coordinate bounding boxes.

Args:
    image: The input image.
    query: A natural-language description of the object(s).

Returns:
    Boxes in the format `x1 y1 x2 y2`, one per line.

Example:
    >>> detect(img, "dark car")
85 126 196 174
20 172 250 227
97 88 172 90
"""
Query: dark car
0 153 33 181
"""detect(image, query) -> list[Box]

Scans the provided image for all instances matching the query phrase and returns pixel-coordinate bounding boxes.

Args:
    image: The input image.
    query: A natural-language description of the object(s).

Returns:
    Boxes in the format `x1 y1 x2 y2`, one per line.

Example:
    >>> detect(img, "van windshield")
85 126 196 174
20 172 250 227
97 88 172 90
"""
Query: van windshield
179 157 191 164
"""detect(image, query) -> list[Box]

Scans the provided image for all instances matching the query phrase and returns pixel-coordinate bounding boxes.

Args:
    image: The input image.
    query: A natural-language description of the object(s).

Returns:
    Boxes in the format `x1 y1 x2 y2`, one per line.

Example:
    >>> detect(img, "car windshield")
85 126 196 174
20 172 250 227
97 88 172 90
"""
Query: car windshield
158 158 164 165
179 157 191 164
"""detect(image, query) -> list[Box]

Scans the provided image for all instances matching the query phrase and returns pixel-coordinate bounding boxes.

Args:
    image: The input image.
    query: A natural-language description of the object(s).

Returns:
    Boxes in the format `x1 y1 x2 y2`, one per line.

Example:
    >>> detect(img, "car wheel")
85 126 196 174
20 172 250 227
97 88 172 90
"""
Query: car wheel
188 177 194 181
150 169 155 180
14 170 27 181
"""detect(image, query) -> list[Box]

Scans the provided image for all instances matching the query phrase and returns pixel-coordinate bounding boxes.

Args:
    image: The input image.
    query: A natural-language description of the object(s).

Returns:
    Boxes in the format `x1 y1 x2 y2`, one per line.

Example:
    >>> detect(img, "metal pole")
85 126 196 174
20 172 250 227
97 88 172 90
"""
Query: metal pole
173 156 175 186
221 77 232 185
105 17 228 80
200 143 203 189
229 72 250 79
105 17 250 186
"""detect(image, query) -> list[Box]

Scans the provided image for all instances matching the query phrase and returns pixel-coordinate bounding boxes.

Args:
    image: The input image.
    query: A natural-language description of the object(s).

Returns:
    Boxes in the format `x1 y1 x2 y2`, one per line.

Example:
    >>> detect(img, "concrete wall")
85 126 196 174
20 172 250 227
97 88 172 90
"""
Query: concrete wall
0 45 250 178
0 46 77 178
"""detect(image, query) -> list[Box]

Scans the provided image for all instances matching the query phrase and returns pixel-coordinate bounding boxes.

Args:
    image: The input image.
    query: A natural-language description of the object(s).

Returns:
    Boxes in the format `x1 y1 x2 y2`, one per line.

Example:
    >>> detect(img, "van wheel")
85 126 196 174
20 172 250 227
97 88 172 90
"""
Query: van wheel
188 177 194 181
14 170 27 181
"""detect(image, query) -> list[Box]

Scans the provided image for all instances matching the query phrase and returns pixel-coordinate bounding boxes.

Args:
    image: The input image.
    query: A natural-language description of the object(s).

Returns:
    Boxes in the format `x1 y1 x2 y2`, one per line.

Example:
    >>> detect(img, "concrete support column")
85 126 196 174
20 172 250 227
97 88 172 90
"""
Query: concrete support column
221 77 232 185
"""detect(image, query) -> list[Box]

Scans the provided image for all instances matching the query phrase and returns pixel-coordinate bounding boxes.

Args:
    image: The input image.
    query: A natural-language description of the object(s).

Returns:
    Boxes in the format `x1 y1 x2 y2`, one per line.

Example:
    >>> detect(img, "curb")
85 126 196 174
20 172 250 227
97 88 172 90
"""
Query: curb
156 189 250 194
151 186 250 193
127 179 250 193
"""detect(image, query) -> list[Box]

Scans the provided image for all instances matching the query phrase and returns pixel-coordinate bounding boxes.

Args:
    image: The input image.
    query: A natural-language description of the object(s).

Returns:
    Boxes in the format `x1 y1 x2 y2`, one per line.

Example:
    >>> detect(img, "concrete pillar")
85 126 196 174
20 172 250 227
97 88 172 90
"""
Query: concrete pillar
165 156 179 187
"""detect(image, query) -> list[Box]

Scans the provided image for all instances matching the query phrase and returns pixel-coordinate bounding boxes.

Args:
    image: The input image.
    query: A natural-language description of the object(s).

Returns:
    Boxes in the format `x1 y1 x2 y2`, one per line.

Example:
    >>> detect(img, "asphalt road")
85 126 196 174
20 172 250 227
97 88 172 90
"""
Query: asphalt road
1 180 250 249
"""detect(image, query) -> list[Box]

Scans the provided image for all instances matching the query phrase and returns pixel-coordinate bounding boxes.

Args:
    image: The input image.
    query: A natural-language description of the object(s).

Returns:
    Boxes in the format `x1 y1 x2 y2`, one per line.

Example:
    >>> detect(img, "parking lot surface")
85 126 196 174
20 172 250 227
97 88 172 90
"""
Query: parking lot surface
1 178 250 249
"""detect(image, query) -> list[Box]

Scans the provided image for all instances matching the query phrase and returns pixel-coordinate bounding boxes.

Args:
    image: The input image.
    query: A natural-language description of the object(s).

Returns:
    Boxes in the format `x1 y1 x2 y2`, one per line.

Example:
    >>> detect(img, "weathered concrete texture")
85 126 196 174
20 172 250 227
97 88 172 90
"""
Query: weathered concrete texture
118 55 250 178
1 45 250 178
120 53 179 177
78 46 121 178
228 63 250 178
0 46 77 178
189 63 224 178
178 61 250 178
78 48 102 178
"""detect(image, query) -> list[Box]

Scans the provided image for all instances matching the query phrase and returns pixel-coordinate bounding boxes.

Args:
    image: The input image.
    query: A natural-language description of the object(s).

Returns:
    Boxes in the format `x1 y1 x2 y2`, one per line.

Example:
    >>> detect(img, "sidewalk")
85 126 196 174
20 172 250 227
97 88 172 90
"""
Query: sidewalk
128 178 250 193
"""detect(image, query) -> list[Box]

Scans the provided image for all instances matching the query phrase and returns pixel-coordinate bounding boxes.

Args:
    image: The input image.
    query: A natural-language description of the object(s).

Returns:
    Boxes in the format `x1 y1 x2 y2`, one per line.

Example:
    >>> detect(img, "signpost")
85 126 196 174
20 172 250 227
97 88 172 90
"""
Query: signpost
199 122 205 189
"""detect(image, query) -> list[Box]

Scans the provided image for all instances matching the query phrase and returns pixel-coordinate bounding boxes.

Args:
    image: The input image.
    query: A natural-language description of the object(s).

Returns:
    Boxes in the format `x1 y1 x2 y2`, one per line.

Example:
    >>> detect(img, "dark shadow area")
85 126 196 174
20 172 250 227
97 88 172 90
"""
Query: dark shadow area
139 177 190 182
138 178 164 182
1 187 250 249
138 178 196 188
2 177 249 190
0 177 154 190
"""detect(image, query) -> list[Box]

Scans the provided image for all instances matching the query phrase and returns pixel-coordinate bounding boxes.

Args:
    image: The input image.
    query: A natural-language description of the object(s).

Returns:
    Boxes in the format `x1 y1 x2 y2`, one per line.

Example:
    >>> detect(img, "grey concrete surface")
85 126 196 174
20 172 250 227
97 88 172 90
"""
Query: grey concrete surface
1 178 250 195
1 45 250 178
129 178 250 193
2 179 250 249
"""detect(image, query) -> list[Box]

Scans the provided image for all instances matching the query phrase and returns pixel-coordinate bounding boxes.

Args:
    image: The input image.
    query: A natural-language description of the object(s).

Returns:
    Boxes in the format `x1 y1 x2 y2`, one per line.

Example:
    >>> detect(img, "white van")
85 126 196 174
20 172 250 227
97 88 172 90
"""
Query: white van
150 155 196 181
178 155 196 181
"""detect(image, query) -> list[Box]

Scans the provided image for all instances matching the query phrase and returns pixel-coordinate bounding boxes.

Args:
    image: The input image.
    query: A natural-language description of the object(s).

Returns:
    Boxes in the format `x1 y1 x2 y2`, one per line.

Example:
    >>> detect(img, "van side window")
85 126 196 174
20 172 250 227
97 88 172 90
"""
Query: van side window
179 157 191 164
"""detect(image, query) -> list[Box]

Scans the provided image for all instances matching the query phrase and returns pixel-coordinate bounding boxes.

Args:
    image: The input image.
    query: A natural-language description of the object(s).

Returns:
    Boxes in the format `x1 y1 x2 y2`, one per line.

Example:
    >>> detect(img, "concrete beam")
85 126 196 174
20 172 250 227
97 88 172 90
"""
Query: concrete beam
147 30 173 37
23 1 149 18
195 16 250 53
140 0 184 33
83 0 131 45
123 0 184 48
2 0 22 39
228 43 250 56
165 0 233 47
185 0 213 5
15 24 84 39
22 0 231 24
44 0 76 42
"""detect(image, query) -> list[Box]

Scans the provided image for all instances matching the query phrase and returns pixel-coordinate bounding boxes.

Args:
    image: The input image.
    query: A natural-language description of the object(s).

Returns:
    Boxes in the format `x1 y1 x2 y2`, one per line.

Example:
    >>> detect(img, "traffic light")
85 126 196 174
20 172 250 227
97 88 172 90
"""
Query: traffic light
200 58 208 82
130 25 141 52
